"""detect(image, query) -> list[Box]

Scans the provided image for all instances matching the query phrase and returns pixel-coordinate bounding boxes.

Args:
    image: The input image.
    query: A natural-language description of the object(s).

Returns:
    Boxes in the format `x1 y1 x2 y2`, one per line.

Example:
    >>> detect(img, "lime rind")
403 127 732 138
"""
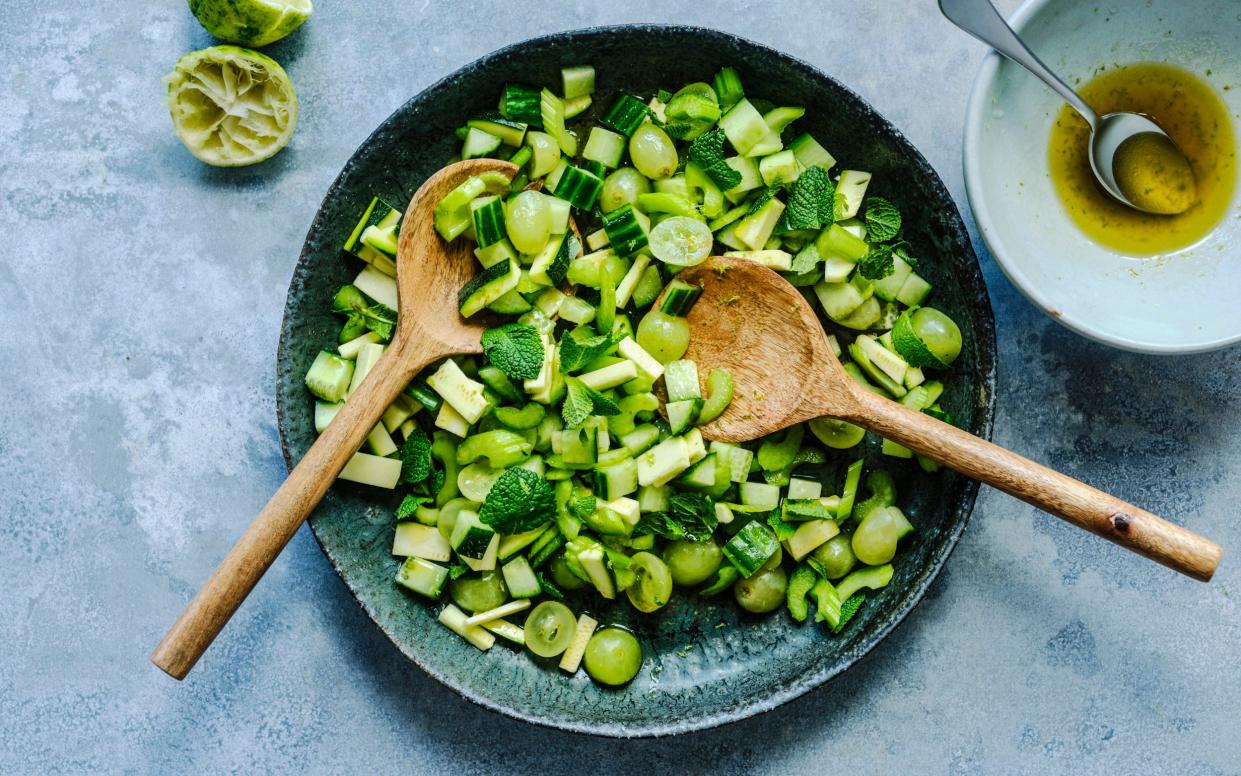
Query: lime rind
890 307 948 370
188 0 312 47
164 45 297 167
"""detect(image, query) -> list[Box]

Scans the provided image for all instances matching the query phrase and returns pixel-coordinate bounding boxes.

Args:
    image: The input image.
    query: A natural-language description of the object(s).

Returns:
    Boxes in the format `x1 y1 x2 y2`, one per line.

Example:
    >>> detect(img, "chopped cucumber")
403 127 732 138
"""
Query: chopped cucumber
396 557 449 599
666 397 704 434
834 170 872 219
305 351 354 403
502 556 542 598
663 359 700 402
338 452 401 489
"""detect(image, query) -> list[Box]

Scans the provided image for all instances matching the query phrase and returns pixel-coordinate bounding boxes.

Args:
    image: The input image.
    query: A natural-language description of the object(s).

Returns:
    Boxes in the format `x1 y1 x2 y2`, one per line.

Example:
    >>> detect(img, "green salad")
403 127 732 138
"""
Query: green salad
303 65 964 687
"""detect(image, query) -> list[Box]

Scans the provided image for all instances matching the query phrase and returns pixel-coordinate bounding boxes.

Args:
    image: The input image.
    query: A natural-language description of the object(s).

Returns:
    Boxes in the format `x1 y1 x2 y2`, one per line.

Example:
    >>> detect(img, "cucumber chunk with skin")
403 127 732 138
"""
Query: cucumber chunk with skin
305 351 354 403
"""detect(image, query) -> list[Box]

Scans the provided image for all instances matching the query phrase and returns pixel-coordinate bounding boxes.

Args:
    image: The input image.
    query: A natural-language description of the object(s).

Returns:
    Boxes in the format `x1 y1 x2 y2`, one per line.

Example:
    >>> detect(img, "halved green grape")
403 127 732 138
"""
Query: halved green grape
600 167 651 213
626 552 673 612
583 627 643 686
436 497 478 541
649 216 713 267
628 123 678 179
636 309 690 364
449 570 508 613
662 539 723 587
164 46 297 166
506 190 552 254
457 461 503 503
524 601 577 657
808 417 866 449
733 566 788 613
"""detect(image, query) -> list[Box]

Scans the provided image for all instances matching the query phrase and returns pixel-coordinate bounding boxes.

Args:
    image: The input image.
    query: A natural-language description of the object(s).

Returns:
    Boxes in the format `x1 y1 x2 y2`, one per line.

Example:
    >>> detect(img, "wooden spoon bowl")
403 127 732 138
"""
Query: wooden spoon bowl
666 257 1223 581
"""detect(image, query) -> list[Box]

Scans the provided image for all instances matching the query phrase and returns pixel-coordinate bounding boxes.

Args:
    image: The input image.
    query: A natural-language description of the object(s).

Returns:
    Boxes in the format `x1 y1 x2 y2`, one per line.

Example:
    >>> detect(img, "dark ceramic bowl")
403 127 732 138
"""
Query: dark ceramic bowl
276 25 997 737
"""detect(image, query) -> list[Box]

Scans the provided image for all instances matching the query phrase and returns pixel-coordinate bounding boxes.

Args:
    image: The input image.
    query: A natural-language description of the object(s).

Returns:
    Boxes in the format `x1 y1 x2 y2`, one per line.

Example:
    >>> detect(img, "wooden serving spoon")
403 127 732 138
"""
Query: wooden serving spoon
151 159 520 679
662 257 1223 581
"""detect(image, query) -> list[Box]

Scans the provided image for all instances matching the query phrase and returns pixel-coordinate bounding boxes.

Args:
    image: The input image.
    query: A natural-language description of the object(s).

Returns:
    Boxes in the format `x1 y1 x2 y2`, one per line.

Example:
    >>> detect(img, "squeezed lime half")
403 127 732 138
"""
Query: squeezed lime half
188 0 312 47
164 46 297 167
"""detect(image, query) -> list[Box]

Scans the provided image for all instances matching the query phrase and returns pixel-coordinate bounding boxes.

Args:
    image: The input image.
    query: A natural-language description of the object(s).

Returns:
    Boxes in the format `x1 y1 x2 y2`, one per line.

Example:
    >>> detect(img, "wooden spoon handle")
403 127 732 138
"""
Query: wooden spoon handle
150 340 426 679
846 389 1222 581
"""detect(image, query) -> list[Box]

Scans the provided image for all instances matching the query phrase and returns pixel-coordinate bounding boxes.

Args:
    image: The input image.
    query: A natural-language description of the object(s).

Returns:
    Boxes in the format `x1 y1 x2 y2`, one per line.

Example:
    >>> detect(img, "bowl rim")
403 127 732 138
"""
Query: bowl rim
279 22 997 737
962 0 1241 355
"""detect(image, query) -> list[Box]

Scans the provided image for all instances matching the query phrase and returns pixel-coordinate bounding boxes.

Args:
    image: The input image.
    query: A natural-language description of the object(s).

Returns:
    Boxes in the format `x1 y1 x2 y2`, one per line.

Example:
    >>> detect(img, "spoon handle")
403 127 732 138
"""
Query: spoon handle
150 339 428 679
938 0 1099 128
847 388 1222 581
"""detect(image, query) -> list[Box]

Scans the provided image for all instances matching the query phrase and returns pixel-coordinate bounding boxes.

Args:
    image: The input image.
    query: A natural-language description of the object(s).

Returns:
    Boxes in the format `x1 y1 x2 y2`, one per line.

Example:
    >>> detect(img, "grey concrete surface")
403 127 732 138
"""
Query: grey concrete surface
2 1 1238 773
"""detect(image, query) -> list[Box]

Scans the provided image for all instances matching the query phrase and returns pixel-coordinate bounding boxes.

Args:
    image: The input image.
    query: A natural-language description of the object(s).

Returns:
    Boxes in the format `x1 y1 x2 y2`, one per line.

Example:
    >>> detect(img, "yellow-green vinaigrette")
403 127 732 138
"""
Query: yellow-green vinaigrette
1048 62 1236 255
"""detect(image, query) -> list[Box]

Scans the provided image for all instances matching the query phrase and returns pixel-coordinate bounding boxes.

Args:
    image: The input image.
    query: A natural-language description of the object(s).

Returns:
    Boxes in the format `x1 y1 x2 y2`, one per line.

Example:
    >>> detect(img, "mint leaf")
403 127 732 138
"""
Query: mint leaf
785 166 835 230
537 572 565 600
562 376 618 426
863 197 902 243
858 242 900 280
706 160 741 191
481 323 545 380
746 185 781 217
668 493 717 542
831 593 866 634
689 129 741 190
478 467 555 533
582 384 620 416
568 494 596 523
400 430 432 485
635 493 717 541
561 377 594 428
394 492 432 521
635 511 687 540
360 304 396 341
893 243 918 267
558 328 614 373
766 511 797 542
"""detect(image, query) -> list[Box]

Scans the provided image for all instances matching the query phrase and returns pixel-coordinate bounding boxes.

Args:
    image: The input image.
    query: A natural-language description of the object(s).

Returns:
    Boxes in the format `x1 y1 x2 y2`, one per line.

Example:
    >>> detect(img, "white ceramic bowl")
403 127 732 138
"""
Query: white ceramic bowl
963 0 1241 353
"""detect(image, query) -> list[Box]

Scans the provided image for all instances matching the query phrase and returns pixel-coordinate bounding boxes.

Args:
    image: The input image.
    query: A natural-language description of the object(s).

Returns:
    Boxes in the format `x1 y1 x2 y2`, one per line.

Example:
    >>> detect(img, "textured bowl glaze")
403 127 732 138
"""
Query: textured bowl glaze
964 0 1241 353
276 25 996 737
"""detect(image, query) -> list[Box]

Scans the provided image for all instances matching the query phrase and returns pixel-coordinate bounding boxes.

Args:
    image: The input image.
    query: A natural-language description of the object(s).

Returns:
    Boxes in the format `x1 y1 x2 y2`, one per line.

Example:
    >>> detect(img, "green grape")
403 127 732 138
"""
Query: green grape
636 309 690 364
600 167 651 213
851 506 914 565
911 307 962 366
583 627 643 686
505 190 552 253
549 554 586 590
449 570 508 613
436 497 478 541
626 552 673 612
810 534 857 580
524 601 577 658
628 123 678 179
758 543 783 574
733 566 788 613
808 417 866 449
662 539 723 586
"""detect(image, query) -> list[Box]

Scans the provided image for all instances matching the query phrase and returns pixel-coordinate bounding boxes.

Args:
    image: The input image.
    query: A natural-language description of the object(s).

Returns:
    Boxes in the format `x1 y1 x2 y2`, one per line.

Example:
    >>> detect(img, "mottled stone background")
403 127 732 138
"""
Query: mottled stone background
1 0 1238 773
